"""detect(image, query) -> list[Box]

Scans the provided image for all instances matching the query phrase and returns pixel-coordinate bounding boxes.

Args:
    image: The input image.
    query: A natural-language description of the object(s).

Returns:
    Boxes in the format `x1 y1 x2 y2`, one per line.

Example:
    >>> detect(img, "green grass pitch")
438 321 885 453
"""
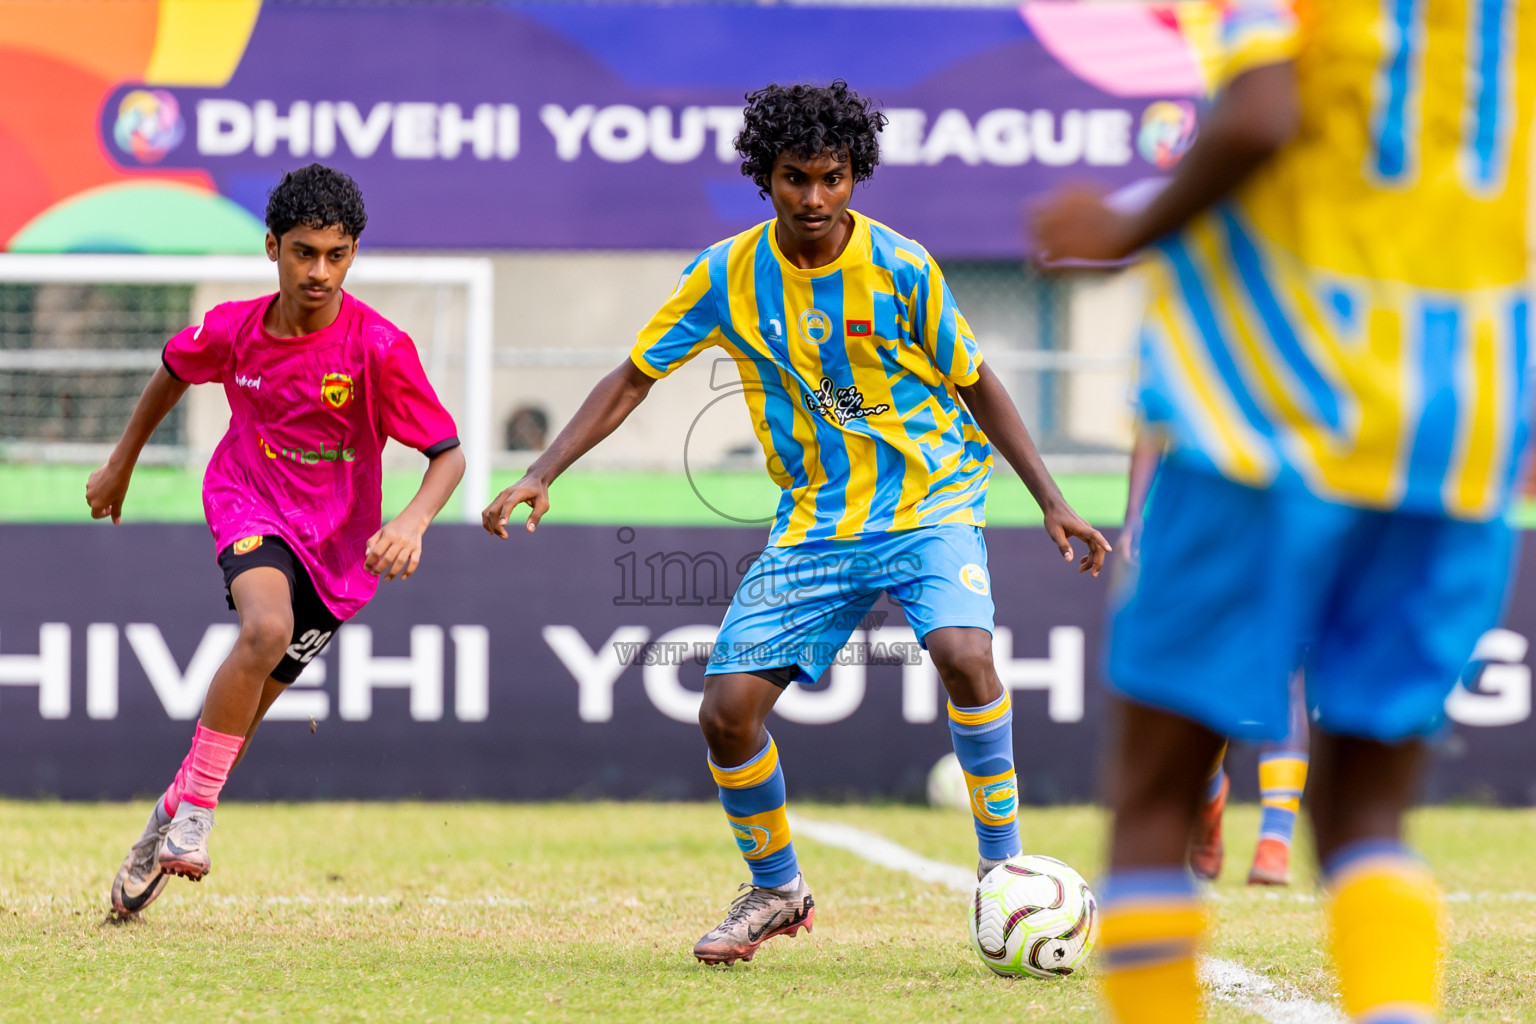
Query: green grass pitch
2 802 1532 1022
10 462 1536 529
0 463 1131 526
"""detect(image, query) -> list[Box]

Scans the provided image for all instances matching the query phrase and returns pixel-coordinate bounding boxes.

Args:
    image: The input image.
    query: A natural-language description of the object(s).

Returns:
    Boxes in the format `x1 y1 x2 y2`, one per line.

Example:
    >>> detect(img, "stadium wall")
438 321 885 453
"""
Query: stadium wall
1 524 1530 805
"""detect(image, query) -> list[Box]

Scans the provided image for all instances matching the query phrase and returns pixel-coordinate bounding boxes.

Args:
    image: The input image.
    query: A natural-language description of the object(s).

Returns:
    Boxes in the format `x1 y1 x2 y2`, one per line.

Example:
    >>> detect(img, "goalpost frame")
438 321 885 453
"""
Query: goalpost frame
0 253 495 524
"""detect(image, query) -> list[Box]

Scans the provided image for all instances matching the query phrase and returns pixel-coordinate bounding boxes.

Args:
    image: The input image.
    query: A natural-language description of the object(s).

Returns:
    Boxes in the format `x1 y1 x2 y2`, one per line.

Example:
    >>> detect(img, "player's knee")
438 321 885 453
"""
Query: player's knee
238 612 293 665
930 639 995 695
697 696 757 750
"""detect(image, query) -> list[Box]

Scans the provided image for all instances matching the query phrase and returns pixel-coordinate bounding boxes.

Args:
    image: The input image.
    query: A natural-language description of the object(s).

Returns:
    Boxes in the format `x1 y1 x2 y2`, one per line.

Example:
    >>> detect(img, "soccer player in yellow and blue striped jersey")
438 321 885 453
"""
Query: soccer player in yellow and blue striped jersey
1037 0 1532 1021
1122 431 1311 887
485 80 1111 967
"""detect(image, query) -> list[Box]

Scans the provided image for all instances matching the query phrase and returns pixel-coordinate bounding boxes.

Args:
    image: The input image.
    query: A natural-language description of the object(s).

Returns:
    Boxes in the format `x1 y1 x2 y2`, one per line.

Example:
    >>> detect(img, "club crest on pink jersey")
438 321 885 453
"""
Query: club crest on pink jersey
321 372 354 410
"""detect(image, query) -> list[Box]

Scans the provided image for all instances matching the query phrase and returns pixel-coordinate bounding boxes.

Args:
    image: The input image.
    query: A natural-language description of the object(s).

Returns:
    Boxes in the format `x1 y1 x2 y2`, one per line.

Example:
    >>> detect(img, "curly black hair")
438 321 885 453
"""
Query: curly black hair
265 163 368 242
735 80 888 197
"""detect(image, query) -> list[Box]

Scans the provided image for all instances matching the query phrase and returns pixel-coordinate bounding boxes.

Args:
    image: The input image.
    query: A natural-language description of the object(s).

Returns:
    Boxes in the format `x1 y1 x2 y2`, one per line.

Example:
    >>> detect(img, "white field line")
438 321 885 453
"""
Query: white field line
789 814 1348 1024
1196 959 1346 1024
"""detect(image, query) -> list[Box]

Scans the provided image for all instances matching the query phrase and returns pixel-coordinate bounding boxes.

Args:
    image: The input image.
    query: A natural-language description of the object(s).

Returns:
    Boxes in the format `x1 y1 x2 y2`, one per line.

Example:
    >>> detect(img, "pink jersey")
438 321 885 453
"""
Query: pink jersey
163 292 458 619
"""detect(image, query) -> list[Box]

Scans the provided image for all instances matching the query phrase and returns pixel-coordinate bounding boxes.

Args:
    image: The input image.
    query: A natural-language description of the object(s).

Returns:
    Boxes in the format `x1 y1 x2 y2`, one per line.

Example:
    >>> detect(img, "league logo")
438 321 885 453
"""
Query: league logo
112 89 185 164
730 822 772 857
959 563 990 596
232 536 263 555
1138 100 1198 170
320 372 355 410
972 778 1018 823
798 308 833 344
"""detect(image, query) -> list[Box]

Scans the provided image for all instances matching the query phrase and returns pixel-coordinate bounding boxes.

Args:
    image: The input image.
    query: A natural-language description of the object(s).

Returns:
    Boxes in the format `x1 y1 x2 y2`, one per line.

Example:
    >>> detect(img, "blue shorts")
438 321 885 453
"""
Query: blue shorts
708 523 995 687
1107 459 1516 742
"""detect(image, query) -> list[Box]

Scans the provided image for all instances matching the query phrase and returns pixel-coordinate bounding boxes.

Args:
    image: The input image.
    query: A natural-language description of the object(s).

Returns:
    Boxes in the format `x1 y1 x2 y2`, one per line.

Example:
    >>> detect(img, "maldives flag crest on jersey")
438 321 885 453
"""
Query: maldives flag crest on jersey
321 372 354 410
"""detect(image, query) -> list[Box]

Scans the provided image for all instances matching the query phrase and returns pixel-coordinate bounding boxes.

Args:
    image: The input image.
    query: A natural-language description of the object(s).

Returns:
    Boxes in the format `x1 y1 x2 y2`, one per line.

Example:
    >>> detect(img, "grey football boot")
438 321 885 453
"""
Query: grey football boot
110 803 172 916
693 874 815 966
156 801 215 881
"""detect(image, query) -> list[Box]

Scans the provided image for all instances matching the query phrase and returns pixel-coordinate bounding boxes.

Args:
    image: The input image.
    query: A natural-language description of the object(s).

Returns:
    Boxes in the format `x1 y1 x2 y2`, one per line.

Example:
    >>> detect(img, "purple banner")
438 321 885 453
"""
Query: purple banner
0 524 1531 804
95 3 1202 256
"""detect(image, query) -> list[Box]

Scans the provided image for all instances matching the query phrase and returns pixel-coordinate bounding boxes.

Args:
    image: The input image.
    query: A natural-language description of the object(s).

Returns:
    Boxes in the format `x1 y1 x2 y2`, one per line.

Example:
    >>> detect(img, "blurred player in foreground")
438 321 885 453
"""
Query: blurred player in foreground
1123 431 1310 887
484 80 1111 966
1036 0 1531 1019
89 164 464 916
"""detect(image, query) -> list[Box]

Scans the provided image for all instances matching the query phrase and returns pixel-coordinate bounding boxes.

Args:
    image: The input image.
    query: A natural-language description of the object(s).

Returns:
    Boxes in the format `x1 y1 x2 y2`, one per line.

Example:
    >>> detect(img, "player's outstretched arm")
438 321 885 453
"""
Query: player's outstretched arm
365 445 466 581
481 359 657 538
959 363 1111 576
86 366 191 525
1032 61 1299 262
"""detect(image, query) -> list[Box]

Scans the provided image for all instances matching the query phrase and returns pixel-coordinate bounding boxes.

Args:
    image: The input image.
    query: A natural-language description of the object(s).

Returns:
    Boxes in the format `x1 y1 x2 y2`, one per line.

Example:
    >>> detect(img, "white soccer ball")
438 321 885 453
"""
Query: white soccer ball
969 854 1098 979
926 752 970 812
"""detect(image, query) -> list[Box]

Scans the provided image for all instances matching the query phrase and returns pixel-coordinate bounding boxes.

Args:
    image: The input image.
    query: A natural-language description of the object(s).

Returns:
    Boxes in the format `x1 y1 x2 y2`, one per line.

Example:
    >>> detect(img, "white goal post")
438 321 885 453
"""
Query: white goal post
0 253 494 523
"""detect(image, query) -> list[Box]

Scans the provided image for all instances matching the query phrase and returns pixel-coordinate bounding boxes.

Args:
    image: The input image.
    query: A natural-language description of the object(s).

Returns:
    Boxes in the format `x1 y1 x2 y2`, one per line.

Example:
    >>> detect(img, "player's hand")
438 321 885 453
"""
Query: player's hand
481 475 550 539
1118 517 1142 568
1043 502 1113 578
85 459 132 525
1032 186 1137 264
365 517 425 581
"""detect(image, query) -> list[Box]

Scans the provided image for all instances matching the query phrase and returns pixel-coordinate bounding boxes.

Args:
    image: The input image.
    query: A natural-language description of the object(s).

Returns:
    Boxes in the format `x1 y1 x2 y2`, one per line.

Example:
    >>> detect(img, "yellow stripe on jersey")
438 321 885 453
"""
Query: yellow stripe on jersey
1142 268 1275 486
630 257 723 381
835 275 882 537
1139 0 1535 521
630 211 991 546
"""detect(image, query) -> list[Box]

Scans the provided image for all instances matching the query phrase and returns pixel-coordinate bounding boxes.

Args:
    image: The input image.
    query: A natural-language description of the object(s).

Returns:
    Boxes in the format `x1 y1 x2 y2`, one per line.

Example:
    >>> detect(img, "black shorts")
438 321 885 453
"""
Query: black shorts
218 534 341 684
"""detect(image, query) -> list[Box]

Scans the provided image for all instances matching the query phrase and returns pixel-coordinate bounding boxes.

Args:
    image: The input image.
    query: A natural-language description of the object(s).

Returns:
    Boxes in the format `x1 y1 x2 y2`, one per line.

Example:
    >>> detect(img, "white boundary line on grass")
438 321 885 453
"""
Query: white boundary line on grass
788 815 1348 1024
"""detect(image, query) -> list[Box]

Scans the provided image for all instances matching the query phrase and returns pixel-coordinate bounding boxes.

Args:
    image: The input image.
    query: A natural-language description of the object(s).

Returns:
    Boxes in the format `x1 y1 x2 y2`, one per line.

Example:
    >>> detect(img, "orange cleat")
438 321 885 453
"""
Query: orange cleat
1189 774 1228 881
1247 837 1292 886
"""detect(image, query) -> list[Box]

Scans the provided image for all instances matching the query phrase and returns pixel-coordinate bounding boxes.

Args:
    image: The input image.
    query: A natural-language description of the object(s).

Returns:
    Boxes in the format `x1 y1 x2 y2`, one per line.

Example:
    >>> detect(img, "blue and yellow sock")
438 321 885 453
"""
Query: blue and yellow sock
1256 749 1308 845
947 692 1021 860
1326 840 1442 1024
1098 868 1206 1024
709 735 799 889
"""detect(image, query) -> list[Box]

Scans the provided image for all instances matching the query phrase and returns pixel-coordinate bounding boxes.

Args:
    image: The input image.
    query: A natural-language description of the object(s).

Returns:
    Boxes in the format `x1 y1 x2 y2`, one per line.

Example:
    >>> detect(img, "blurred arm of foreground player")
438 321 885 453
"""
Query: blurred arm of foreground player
1032 62 1300 262
1119 429 1165 566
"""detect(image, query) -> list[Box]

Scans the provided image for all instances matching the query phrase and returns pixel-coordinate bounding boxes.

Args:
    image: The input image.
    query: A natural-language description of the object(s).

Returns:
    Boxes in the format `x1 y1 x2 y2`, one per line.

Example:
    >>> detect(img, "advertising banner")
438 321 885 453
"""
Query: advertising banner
2 1 1206 255
0 524 1531 805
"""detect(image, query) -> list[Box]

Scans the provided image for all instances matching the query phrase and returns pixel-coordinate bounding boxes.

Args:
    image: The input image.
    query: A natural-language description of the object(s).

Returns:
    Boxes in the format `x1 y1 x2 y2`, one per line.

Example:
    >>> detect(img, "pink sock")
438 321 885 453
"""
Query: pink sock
161 723 245 814
160 746 195 818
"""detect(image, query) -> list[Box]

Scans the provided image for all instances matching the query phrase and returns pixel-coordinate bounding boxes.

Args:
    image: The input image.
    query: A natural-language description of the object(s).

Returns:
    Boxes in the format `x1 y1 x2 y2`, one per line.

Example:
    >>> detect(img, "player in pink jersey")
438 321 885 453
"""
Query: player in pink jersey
87 165 464 916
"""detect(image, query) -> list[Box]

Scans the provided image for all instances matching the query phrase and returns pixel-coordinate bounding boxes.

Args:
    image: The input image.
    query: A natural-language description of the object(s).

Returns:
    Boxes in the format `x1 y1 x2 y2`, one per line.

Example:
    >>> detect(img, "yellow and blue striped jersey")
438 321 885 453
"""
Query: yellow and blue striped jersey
1140 0 1535 520
631 211 992 546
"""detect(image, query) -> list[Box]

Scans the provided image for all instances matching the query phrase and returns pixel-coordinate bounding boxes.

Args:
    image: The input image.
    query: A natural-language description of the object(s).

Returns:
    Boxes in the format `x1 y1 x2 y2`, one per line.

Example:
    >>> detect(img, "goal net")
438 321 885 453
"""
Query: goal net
0 254 493 521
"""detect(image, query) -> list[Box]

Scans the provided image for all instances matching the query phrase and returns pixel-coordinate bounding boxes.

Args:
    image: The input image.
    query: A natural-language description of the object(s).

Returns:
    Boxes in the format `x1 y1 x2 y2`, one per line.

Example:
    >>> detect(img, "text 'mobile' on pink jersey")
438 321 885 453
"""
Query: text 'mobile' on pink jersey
162 292 459 620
